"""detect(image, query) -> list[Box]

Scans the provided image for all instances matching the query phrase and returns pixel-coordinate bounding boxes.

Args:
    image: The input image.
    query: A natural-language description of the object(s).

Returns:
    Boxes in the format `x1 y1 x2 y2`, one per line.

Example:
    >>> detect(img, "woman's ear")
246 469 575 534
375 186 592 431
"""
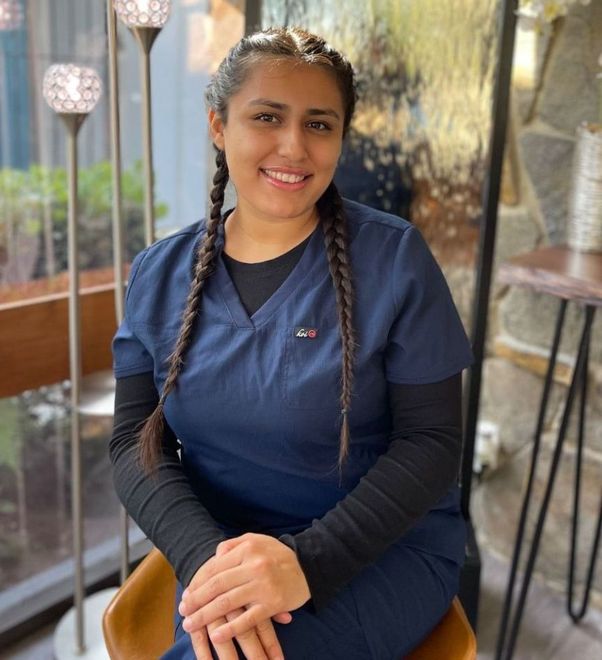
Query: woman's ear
208 110 225 151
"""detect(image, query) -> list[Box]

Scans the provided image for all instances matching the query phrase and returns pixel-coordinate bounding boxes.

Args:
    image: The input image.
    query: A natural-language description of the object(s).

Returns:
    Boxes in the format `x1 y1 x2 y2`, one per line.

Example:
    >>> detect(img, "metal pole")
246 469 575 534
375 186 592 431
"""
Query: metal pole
62 112 87 654
131 27 160 246
140 47 154 245
106 0 129 584
461 0 519 517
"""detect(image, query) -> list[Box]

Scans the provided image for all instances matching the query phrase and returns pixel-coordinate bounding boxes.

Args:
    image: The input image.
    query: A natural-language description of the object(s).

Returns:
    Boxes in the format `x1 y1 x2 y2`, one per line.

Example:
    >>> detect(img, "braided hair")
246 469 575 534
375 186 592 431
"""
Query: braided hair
139 27 358 474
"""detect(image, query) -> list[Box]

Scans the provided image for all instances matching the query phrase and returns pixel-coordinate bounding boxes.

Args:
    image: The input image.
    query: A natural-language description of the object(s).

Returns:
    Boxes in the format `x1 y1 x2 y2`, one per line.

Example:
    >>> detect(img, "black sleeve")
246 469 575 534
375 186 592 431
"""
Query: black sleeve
109 372 226 587
278 373 463 611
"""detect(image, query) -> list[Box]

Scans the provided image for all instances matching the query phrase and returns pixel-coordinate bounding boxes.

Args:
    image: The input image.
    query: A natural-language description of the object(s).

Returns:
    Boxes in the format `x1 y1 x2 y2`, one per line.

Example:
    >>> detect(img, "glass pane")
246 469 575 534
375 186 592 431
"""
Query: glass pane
0 385 120 589
262 0 502 325
0 0 245 304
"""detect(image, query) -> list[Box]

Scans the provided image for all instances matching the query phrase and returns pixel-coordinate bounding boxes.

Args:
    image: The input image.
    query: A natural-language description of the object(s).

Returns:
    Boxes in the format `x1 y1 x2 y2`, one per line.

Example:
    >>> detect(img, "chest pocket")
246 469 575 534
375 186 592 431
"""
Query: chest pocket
283 322 342 410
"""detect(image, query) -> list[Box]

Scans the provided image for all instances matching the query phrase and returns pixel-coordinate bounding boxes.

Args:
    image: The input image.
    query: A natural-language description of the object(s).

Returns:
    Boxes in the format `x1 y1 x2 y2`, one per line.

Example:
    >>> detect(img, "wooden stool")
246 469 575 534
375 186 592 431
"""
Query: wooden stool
103 548 476 659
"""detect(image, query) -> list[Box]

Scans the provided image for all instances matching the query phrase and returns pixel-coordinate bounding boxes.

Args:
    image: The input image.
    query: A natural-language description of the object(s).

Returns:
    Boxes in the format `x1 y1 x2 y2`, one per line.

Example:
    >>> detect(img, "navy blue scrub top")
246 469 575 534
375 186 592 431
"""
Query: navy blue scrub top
113 199 474 565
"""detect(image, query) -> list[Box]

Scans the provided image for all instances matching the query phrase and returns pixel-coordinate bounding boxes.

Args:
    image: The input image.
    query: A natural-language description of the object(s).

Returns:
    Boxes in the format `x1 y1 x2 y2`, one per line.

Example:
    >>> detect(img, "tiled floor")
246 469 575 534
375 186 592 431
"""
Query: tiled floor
2 547 601 659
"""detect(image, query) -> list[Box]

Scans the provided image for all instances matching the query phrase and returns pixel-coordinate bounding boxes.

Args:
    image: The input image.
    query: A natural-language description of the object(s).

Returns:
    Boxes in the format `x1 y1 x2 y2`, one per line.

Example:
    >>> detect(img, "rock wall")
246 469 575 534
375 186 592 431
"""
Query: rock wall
473 1 602 606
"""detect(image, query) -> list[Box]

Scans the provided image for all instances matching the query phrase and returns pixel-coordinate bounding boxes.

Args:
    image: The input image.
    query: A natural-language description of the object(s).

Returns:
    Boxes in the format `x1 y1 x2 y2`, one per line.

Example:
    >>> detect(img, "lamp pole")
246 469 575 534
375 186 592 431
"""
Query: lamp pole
43 62 102 656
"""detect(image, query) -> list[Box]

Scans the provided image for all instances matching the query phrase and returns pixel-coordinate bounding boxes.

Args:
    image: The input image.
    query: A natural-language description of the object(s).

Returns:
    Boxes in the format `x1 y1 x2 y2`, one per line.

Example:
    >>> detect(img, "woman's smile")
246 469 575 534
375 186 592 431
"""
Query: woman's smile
208 59 345 230
260 167 312 189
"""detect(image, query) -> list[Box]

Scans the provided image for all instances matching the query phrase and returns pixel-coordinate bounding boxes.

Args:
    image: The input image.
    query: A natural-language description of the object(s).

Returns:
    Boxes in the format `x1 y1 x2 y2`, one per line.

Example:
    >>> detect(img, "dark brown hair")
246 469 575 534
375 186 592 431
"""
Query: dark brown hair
139 27 357 474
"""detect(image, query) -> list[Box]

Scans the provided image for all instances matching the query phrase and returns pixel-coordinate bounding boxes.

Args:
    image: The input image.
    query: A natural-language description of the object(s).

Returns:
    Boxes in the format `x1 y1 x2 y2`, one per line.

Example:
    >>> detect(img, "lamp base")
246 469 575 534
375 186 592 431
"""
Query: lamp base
53 588 118 659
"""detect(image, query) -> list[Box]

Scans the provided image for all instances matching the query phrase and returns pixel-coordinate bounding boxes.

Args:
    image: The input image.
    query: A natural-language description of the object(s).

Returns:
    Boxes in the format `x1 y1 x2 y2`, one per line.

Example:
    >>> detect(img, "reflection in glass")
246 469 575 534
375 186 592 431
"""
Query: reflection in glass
0 386 120 590
263 0 501 318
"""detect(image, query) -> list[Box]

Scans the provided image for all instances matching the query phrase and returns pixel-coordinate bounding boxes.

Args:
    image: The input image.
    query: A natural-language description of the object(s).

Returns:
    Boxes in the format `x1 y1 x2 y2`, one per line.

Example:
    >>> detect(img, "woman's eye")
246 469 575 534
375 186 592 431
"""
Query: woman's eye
308 121 331 131
255 113 277 123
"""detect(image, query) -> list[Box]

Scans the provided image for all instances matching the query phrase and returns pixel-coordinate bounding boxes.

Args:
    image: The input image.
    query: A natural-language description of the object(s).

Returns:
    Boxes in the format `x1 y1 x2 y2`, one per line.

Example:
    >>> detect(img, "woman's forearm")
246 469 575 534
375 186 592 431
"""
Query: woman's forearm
110 372 226 586
279 373 463 611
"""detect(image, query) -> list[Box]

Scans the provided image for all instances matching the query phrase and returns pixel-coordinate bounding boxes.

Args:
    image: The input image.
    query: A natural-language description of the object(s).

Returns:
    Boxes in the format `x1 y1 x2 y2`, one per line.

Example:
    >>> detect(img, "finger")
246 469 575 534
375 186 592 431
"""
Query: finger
180 565 251 616
186 543 247 593
210 605 268 645
207 616 241 660
255 617 286 660
225 609 268 660
216 536 246 556
189 626 213 660
183 584 260 633
272 612 292 624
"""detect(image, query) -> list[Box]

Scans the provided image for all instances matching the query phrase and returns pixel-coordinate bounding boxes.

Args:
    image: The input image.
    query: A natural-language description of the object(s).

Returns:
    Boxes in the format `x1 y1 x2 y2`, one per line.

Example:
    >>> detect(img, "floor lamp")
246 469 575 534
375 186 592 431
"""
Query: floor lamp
42 63 116 659
114 0 172 246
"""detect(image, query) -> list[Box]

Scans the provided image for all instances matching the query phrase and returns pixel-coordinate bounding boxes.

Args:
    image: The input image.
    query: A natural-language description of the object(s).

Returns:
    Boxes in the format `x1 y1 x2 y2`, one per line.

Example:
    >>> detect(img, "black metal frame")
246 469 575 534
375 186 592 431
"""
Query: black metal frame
458 0 519 629
461 0 519 518
495 302 602 659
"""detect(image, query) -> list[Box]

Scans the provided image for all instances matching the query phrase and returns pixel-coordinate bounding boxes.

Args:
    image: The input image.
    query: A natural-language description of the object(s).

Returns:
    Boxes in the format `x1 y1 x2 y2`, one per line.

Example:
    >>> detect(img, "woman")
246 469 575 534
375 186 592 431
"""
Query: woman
110 27 473 660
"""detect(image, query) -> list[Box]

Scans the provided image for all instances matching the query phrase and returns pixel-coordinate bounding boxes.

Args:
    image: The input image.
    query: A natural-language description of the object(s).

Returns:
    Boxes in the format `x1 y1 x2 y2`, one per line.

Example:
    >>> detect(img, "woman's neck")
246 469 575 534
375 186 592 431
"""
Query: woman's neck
223 208 318 263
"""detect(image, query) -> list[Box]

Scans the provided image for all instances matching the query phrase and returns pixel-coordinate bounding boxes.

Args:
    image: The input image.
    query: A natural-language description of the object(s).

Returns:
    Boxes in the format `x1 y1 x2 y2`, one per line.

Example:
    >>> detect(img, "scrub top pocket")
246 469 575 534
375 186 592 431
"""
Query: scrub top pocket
283 323 342 410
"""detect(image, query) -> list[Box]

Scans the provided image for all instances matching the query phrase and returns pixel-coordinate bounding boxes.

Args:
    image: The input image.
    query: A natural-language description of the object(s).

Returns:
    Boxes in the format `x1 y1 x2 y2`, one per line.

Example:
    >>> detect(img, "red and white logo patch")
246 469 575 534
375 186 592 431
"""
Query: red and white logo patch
294 327 318 339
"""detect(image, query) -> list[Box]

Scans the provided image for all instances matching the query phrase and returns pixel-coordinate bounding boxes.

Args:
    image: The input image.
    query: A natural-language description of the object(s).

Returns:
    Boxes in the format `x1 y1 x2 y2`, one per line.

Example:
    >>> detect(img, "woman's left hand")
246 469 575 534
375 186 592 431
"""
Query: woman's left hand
179 533 311 644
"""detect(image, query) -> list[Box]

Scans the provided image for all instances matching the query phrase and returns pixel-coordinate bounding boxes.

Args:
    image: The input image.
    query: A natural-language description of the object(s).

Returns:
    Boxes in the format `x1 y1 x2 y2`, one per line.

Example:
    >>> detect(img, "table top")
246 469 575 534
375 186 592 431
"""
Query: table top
497 245 602 306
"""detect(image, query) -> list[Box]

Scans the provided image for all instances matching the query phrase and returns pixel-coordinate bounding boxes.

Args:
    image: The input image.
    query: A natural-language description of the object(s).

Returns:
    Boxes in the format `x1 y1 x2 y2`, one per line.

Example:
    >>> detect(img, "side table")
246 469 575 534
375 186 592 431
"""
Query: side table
494 246 602 660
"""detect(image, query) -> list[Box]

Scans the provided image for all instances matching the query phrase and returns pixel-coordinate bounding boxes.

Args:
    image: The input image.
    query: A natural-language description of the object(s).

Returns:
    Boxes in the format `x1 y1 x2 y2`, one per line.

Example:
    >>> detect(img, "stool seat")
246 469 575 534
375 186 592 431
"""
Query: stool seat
103 548 477 659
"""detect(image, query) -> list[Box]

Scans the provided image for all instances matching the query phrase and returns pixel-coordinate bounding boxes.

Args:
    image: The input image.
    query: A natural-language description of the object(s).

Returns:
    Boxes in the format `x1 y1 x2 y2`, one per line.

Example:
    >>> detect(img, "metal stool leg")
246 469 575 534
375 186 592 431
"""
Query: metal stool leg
495 300 567 660
499 304 595 660
568 306 602 623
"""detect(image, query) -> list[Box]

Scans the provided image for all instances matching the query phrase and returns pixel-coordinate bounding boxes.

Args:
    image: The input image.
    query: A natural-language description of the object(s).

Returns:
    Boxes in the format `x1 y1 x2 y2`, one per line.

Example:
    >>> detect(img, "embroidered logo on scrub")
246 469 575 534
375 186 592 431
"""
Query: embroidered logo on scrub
294 327 318 339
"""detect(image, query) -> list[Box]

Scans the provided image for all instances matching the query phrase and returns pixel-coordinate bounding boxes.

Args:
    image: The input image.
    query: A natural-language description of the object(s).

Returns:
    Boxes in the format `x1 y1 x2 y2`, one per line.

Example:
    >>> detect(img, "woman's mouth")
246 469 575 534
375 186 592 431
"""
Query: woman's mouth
260 168 311 190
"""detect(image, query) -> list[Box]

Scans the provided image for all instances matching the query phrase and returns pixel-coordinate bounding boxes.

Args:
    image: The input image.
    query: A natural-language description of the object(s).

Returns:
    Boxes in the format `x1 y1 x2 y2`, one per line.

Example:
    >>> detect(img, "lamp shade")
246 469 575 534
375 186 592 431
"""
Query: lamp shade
43 64 102 114
0 0 23 31
114 0 171 28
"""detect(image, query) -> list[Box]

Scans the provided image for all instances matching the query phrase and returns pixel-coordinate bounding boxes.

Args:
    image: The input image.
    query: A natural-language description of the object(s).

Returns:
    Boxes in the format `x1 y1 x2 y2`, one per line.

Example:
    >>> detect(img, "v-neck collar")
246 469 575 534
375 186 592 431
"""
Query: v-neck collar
213 220 325 329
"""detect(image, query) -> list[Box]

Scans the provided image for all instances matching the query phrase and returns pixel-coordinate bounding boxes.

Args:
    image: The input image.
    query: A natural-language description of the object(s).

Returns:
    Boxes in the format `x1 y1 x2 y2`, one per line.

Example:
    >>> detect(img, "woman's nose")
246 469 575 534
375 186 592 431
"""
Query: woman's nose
277 125 308 161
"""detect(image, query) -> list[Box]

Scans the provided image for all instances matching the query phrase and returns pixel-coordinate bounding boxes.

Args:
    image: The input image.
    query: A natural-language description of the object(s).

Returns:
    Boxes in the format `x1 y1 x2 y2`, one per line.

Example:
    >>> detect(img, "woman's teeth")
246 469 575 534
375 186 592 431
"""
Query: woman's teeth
263 169 306 183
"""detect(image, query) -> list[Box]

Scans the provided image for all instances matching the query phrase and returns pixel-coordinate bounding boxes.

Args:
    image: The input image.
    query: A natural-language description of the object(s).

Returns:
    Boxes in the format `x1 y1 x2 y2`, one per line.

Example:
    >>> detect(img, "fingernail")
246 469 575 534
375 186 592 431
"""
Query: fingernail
182 588 189 599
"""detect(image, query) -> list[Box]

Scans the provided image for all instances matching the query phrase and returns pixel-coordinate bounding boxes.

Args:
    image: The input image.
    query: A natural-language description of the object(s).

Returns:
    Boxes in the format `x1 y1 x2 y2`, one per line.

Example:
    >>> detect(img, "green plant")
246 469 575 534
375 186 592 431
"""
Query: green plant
0 160 168 282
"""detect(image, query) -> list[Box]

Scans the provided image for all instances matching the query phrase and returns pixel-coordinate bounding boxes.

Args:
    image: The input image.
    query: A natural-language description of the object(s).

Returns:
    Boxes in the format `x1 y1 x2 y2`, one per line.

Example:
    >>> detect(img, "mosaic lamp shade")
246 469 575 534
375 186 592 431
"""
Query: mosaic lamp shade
0 0 23 31
42 64 102 114
114 0 171 28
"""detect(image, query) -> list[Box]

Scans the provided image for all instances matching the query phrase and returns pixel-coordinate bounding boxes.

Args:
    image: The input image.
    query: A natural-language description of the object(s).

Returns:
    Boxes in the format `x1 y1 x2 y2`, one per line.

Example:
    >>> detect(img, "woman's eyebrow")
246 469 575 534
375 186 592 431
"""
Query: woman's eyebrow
248 98 340 120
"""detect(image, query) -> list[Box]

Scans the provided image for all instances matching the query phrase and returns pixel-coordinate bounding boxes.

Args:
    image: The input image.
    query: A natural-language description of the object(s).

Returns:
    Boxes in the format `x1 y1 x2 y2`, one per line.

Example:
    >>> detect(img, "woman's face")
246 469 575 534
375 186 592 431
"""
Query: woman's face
209 58 345 228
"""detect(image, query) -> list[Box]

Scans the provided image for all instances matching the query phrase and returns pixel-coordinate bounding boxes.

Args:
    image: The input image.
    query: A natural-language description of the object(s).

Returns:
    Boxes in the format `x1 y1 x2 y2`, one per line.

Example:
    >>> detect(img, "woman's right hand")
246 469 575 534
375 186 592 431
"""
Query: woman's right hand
190 608 285 660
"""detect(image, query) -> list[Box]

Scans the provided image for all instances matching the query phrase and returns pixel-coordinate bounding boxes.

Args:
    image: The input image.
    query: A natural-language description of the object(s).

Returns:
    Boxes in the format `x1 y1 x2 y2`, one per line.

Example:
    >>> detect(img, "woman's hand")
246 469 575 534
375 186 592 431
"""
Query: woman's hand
180 533 311 645
189 608 284 660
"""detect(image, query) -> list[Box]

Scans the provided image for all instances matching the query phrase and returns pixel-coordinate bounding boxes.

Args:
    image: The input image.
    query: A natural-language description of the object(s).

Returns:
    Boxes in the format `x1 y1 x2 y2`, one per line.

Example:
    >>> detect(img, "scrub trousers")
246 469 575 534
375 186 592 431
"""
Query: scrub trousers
161 541 462 660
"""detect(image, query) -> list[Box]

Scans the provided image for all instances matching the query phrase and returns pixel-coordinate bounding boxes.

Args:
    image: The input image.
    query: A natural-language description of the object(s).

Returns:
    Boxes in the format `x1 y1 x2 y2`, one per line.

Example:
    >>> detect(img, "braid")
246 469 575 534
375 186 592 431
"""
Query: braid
138 150 229 473
319 183 356 472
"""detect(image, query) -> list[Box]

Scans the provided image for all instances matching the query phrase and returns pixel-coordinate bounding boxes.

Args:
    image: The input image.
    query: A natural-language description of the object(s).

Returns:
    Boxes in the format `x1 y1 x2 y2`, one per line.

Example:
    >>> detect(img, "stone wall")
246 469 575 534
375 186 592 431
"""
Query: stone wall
472 1 602 606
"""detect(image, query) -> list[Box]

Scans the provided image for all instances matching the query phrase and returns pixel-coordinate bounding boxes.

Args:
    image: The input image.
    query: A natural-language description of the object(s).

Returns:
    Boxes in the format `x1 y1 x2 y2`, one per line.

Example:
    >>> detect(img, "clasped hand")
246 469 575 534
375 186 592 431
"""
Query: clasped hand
178 533 311 659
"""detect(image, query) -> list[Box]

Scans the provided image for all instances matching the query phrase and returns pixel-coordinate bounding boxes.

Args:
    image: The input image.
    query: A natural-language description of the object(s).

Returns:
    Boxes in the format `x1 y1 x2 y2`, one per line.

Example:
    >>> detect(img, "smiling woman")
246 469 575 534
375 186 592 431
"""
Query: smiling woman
207 60 345 263
109 26 473 660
